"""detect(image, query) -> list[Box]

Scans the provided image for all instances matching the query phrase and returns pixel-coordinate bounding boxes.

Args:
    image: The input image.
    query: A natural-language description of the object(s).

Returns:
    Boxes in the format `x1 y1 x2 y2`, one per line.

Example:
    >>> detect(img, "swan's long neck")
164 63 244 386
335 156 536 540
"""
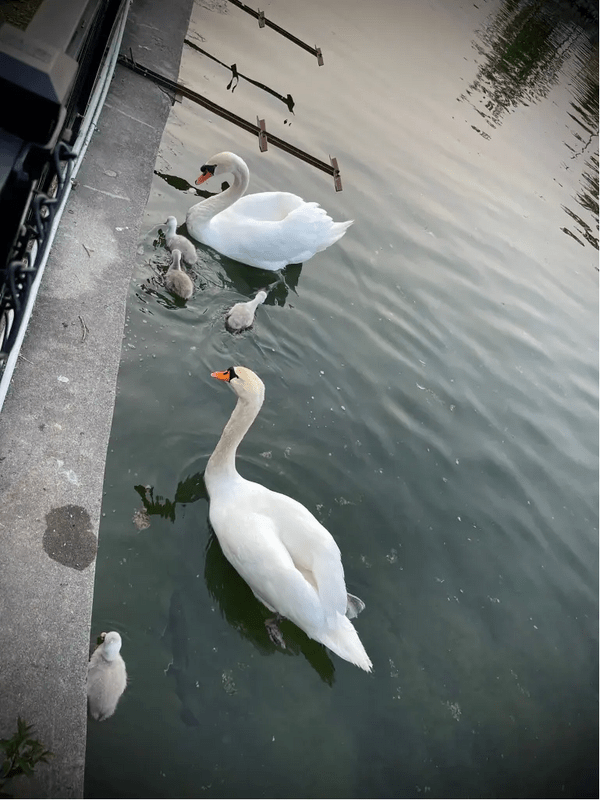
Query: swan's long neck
254 290 268 307
248 291 266 312
169 251 182 271
206 390 263 487
191 159 250 226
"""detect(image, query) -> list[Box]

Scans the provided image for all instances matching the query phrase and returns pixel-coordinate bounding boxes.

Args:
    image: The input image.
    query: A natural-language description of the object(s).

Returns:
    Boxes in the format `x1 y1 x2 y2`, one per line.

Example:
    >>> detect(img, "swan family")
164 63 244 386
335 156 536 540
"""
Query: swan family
160 152 351 321
110 150 369 692
186 152 352 271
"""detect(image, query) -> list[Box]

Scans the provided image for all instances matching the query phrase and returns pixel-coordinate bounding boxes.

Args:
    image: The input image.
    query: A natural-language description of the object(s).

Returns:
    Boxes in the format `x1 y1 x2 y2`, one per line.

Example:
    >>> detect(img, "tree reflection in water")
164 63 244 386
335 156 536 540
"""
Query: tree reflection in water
459 0 598 251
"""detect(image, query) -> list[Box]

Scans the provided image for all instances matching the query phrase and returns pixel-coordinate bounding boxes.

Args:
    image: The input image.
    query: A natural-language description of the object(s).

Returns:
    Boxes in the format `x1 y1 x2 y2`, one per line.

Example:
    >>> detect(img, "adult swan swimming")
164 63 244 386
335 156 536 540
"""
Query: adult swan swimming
205 366 372 672
186 152 353 271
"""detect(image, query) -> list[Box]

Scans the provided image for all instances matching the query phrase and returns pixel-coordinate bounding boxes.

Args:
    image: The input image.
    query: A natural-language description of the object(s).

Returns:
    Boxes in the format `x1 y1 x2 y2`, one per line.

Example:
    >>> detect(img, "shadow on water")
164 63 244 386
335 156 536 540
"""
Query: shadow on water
154 170 199 194
219 260 302 306
204 532 336 685
162 589 201 727
184 37 296 114
134 473 207 525
155 170 233 198
460 0 598 250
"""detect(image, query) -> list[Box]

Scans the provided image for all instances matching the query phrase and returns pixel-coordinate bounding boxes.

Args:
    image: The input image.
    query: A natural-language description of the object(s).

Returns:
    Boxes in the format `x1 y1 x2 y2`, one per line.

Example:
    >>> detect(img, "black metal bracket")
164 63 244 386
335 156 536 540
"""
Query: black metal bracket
257 118 268 152
330 156 342 192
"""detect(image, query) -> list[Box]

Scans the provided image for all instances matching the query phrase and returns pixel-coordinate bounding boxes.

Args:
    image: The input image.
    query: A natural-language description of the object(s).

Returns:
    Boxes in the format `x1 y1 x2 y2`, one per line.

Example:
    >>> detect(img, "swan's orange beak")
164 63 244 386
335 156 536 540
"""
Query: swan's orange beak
211 370 231 382
195 173 212 186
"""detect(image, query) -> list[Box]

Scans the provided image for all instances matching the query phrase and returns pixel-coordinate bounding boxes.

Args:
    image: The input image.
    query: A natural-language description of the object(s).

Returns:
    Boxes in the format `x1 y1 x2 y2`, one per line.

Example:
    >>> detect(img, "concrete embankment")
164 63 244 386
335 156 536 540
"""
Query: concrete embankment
0 0 194 795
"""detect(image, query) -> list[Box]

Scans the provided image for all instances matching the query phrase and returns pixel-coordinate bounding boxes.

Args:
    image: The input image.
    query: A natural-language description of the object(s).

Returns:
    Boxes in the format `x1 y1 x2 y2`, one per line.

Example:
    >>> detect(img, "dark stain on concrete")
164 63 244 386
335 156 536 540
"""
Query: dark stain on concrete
43 505 97 570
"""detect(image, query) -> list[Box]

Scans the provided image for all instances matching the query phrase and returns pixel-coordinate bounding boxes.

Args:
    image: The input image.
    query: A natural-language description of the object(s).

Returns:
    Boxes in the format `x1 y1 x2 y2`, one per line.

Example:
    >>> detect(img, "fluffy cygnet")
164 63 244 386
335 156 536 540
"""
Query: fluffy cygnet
165 249 194 300
165 216 197 265
225 289 268 332
87 631 127 721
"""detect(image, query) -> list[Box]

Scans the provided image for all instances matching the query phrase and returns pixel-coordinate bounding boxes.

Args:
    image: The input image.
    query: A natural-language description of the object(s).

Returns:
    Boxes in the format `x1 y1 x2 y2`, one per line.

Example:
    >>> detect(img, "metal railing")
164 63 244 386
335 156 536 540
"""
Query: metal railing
0 0 130 408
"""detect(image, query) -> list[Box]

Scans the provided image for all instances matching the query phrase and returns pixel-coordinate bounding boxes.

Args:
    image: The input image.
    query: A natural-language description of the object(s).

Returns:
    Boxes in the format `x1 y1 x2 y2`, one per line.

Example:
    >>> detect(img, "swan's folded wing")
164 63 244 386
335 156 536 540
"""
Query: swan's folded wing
208 198 351 268
253 487 349 626
212 508 328 632
283 203 353 255
224 191 305 221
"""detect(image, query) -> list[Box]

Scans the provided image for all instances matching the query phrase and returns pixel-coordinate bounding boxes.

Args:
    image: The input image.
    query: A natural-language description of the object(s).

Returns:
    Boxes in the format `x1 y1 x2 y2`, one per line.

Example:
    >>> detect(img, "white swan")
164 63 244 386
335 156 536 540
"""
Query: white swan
165 249 194 300
87 631 127 721
164 216 197 265
205 366 372 672
225 289 268 332
186 152 353 271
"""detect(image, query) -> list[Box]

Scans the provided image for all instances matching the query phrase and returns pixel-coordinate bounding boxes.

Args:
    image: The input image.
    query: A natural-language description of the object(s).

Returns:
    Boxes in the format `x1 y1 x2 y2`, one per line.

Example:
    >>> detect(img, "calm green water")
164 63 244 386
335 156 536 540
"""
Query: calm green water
85 0 598 797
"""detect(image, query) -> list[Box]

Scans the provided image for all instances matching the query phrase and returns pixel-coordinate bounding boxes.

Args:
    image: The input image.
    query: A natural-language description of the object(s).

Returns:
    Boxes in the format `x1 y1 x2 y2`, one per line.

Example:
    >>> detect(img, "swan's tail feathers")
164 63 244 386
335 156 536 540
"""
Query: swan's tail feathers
346 593 365 619
318 219 353 251
321 613 372 672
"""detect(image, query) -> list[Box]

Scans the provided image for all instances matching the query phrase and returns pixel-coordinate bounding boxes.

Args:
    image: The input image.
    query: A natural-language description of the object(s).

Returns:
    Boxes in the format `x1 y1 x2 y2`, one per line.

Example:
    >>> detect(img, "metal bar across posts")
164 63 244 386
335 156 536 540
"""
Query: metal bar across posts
227 0 324 64
117 54 343 189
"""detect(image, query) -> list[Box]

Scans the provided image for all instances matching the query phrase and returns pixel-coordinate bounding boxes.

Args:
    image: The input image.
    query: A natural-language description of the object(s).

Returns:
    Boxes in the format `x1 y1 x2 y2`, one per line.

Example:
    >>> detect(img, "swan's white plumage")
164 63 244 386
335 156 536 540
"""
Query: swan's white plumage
186 152 352 271
87 631 127 721
205 366 372 671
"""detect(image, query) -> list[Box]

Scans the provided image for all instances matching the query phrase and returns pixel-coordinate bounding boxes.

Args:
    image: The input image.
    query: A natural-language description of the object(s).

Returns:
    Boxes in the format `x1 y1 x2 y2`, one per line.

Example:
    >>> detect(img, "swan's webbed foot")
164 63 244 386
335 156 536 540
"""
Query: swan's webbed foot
346 593 366 619
265 615 286 649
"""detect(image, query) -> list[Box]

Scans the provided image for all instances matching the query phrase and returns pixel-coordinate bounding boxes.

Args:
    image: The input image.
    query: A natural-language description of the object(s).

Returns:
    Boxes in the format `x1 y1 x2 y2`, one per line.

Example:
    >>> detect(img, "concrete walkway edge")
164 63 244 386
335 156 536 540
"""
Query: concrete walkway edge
0 0 194 795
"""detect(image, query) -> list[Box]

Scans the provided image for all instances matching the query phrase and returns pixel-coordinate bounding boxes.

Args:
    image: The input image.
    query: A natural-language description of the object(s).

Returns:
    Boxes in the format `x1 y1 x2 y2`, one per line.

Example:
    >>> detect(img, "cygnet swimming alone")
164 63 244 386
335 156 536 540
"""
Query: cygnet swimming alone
87 631 127 721
165 216 197 265
165 249 194 300
225 289 268 332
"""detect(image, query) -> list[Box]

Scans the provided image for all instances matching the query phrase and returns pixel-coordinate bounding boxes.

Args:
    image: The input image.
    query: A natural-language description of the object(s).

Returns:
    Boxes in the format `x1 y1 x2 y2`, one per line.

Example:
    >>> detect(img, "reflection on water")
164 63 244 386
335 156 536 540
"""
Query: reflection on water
460 0 599 250
561 36 599 250
462 1 593 125
132 471 209 526
202 254 301 304
185 36 296 113
154 169 199 194
163 590 201 726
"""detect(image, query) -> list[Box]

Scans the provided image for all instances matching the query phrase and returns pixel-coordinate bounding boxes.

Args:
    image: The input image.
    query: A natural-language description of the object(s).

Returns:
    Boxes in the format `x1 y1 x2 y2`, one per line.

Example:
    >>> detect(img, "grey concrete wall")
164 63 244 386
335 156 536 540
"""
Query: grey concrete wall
0 0 194 795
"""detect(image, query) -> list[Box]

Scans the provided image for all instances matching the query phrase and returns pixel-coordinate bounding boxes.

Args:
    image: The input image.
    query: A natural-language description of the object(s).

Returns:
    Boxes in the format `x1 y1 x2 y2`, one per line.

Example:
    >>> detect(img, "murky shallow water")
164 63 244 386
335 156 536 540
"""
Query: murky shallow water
85 0 598 797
